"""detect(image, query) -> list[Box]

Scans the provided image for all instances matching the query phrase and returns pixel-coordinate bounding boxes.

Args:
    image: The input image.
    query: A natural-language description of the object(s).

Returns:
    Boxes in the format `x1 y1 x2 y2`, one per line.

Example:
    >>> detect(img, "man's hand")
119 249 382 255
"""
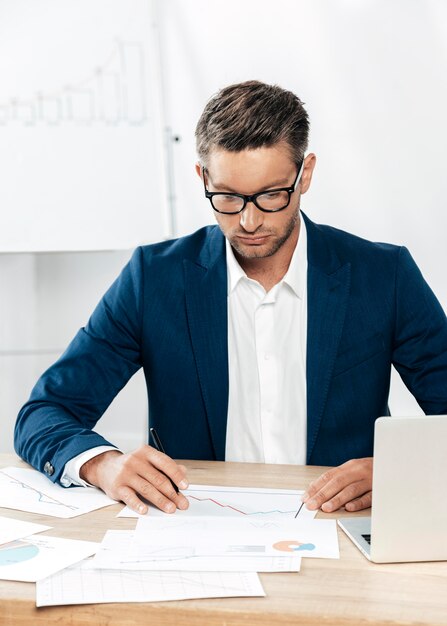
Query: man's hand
80 445 189 515
302 458 373 513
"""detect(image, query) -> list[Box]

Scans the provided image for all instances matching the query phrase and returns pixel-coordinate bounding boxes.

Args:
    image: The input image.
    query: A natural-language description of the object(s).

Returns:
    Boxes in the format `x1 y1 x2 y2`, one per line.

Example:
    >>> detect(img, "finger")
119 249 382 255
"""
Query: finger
303 467 344 501
131 476 179 513
305 472 355 510
137 470 190 511
146 448 189 490
345 490 372 512
320 481 370 512
134 463 190 509
303 459 372 507
177 464 188 476
116 485 151 515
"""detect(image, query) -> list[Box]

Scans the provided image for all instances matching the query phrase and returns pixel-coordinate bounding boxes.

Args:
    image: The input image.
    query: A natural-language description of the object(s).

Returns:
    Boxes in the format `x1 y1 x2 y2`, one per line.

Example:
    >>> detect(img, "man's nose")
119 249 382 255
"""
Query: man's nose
239 202 263 232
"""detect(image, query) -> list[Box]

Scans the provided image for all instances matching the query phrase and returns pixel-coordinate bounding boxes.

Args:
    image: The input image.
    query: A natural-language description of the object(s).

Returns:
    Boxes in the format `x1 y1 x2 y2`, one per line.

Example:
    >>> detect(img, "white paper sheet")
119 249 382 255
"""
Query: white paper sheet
118 484 316 521
133 517 340 560
0 535 99 582
0 466 117 518
92 530 301 572
36 559 265 606
0 515 51 545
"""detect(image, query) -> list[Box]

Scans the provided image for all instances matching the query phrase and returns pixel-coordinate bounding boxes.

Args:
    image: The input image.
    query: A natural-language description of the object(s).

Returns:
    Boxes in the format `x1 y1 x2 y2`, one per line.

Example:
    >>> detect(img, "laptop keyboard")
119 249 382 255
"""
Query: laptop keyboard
361 534 371 545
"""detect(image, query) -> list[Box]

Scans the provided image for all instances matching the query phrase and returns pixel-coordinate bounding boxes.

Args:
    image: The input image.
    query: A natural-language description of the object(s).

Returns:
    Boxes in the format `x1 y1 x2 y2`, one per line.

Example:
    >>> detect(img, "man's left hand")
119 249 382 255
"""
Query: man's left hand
302 458 373 512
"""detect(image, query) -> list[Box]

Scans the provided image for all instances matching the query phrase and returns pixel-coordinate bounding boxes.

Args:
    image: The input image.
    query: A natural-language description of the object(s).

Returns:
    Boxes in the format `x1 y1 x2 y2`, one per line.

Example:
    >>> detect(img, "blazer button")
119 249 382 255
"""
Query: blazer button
43 461 54 476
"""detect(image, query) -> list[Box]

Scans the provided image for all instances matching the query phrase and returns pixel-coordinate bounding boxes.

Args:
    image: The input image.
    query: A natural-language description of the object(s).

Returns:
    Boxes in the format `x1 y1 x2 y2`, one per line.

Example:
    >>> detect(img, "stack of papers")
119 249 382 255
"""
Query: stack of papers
0 515 51 545
35 484 339 606
0 477 340 607
0 469 113 586
0 515 99 582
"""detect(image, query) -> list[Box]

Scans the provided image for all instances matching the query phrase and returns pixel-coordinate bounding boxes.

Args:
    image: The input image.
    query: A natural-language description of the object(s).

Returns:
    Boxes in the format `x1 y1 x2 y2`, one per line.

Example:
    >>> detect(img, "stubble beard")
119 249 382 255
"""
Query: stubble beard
227 209 300 259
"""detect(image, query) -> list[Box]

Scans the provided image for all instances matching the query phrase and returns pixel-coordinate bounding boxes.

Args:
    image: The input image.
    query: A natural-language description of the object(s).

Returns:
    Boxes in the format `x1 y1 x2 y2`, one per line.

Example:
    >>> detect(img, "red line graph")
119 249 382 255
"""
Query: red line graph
188 495 247 515
187 494 295 516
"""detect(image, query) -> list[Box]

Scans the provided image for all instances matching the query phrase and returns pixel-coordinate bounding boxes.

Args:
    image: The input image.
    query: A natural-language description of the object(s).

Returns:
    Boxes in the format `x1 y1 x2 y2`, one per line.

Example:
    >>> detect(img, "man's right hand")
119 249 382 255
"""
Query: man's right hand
79 445 189 514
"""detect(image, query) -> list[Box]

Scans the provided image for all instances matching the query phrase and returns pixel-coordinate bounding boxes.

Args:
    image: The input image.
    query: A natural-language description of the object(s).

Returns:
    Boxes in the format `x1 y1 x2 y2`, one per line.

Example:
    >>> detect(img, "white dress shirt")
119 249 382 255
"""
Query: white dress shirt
225 216 308 464
61 216 308 485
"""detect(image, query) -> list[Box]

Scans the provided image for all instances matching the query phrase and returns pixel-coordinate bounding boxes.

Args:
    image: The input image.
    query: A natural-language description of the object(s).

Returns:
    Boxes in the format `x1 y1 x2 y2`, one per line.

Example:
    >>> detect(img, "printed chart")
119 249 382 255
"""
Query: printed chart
132 517 339 560
92 529 301 571
0 535 99 582
119 484 316 521
36 560 265 606
0 467 116 518
0 540 39 566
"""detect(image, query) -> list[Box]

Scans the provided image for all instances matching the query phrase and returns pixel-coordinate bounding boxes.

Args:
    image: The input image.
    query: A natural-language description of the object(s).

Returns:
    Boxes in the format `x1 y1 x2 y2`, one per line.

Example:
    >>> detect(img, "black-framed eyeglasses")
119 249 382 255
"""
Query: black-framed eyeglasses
202 158 304 215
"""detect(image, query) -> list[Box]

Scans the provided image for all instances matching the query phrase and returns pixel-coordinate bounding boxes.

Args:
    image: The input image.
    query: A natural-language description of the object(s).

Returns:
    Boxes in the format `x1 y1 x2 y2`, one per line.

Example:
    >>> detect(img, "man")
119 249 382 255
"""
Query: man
14 81 447 516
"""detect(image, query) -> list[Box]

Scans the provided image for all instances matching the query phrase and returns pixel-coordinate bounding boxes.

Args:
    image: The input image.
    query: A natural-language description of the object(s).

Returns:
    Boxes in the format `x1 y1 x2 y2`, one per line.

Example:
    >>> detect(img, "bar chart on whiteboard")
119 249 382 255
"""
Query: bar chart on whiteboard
1 39 148 127
0 0 168 251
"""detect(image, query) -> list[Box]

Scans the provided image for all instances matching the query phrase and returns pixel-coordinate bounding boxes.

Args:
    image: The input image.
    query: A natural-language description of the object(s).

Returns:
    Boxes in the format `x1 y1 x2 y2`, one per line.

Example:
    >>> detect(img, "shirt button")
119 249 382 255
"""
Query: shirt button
264 353 270 360
43 461 54 476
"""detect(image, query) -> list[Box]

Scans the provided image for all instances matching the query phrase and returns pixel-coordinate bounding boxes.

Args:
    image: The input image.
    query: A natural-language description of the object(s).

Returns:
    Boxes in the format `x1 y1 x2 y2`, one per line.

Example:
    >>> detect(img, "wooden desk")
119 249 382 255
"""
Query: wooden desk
0 454 446 626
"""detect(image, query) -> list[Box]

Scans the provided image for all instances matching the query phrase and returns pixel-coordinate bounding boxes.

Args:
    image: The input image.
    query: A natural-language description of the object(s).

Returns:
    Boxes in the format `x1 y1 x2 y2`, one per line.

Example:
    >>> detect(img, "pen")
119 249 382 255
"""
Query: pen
149 427 179 494
294 502 304 519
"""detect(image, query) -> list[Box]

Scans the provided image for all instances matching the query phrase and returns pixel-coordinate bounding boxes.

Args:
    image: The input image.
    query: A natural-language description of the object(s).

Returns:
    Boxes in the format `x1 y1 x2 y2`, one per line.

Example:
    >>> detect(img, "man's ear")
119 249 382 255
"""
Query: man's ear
195 162 203 179
300 153 317 195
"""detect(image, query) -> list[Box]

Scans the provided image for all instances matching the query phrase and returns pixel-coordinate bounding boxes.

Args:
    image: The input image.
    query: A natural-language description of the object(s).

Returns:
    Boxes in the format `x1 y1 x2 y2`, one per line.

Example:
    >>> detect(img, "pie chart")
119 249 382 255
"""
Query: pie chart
273 540 316 552
0 540 39 566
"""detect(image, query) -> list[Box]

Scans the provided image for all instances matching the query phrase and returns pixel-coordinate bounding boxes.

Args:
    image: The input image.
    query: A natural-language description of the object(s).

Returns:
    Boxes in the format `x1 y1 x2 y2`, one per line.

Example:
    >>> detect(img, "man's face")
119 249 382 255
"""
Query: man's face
197 143 313 261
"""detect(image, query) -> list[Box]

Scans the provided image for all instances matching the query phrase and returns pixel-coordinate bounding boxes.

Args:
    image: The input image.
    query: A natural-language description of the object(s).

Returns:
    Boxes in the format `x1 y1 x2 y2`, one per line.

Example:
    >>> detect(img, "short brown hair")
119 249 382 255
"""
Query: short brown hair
195 80 309 167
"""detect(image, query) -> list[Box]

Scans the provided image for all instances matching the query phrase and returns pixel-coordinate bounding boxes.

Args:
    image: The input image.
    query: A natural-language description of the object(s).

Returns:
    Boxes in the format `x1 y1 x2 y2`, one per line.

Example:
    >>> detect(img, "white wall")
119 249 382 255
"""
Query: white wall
0 251 148 453
2 0 447 453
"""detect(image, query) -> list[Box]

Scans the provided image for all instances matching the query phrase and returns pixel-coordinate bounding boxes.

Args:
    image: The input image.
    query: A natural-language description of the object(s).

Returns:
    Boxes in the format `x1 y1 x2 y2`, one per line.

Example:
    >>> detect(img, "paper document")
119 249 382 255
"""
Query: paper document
36 559 265 606
0 466 117 518
0 515 51 545
92 530 301 572
133 517 340 560
0 535 99 582
119 484 316 520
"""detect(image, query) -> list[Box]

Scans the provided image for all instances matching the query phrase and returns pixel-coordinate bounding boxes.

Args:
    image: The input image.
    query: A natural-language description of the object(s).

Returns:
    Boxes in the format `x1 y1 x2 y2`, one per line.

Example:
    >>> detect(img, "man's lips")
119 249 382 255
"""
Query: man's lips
236 234 271 245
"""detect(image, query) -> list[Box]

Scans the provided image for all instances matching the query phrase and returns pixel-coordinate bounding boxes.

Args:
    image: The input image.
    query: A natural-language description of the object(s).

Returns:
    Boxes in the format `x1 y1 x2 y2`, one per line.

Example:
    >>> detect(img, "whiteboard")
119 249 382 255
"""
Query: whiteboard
0 0 169 251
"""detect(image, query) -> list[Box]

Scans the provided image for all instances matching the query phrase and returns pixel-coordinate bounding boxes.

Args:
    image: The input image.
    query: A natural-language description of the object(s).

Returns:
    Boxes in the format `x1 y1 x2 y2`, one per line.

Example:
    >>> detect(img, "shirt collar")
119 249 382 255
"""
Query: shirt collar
225 212 308 298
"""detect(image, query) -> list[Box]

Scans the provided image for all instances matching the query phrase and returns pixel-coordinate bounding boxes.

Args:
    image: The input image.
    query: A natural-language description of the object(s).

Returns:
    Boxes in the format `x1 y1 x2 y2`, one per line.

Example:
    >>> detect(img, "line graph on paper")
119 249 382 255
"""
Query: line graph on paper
0 470 78 510
146 485 317 521
0 466 116 518
36 561 265 606
187 492 295 516
0 469 79 516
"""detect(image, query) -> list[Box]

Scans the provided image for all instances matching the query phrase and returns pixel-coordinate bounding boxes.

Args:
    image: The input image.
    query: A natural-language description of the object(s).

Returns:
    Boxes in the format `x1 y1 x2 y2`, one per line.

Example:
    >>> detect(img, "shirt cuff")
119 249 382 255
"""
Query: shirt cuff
60 445 121 487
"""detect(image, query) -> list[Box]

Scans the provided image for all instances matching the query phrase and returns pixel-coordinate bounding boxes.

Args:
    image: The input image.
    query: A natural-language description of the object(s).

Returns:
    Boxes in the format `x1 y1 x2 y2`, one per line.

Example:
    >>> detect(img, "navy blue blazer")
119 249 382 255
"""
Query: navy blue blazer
14 214 447 483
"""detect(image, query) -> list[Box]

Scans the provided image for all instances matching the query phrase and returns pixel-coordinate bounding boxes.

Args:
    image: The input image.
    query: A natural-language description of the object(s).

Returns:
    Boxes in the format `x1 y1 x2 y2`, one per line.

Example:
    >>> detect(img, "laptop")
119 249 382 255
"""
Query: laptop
338 415 447 563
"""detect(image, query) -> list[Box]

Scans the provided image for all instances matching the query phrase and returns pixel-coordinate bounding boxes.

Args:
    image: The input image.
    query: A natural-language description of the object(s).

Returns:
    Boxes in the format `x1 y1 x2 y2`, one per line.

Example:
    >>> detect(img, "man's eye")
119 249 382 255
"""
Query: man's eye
263 191 280 199
221 194 240 203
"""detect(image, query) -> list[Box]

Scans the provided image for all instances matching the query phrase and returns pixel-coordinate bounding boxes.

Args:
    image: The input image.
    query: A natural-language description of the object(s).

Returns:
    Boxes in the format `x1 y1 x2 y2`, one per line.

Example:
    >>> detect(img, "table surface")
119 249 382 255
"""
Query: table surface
0 453 446 626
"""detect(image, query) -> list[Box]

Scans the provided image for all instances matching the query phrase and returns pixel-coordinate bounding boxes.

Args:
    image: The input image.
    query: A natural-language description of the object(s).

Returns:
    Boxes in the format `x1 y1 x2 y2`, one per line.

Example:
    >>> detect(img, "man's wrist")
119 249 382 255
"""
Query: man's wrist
80 449 122 486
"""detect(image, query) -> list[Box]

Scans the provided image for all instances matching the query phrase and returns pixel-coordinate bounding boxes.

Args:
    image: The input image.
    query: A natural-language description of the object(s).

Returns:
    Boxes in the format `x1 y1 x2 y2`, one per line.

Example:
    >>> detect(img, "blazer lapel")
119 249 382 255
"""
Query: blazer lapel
304 215 351 462
184 228 228 460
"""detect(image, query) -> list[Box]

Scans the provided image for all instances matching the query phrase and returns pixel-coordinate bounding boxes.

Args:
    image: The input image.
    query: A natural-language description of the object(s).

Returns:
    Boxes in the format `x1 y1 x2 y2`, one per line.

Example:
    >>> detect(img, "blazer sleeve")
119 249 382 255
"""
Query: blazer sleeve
14 247 145 483
392 246 447 413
